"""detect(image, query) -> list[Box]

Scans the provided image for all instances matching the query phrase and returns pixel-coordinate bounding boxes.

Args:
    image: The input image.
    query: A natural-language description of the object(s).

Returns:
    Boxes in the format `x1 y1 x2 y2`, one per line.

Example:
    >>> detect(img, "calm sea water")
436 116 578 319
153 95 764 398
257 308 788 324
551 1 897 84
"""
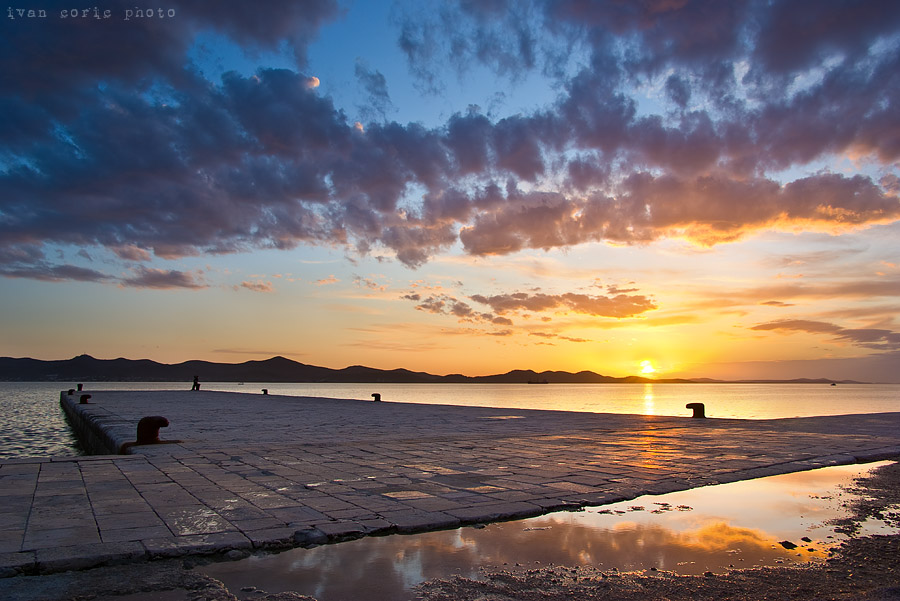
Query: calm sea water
2 381 898 460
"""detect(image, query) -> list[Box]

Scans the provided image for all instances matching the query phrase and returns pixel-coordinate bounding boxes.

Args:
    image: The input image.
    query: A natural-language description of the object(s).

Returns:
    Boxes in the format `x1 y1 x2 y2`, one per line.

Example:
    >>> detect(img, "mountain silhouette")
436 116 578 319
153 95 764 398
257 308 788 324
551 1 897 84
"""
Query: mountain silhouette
0 354 861 384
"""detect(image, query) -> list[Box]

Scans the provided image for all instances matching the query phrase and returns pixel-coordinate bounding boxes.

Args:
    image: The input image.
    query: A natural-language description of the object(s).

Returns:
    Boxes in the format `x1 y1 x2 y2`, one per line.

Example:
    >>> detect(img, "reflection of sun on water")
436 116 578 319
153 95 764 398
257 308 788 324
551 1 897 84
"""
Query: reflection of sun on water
643 383 655 415
640 360 656 375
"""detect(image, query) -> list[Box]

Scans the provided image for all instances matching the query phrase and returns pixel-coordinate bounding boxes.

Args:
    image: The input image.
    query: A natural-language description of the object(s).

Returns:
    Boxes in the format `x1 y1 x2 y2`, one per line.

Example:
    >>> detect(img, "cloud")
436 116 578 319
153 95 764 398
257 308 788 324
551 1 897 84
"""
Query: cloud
355 61 393 121
470 291 657 318
212 348 305 357
751 319 900 352
238 279 275 293
112 245 152 262
1 1 899 279
529 332 591 343
746 278 900 303
751 319 844 335
315 275 340 285
119 267 206 289
0 262 111 283
405 284 655 333
0 246 209 289
460 173 900 255
354 276 389 292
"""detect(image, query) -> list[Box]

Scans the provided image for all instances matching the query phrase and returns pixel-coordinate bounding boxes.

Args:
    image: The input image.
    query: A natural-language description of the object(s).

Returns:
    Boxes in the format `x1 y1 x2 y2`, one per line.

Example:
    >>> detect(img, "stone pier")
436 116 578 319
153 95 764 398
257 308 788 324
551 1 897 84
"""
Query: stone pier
1 389 898 577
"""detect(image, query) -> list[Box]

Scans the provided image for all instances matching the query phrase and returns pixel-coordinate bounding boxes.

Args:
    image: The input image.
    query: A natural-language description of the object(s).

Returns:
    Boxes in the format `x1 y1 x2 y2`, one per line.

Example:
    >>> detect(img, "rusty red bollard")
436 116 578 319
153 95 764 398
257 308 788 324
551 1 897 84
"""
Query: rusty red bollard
79 394 92 404
119 416 173 454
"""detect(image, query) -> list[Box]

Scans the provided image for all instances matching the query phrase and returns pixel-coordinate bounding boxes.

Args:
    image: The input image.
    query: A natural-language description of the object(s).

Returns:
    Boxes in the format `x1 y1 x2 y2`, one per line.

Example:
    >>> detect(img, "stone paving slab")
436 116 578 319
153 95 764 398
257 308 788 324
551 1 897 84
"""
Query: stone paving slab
1 389 899 577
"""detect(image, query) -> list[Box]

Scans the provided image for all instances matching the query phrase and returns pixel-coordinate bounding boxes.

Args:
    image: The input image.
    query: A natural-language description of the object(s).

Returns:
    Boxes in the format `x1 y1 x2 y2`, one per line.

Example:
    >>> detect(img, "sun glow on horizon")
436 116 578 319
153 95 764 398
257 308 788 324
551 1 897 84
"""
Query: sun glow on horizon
640 360 656 375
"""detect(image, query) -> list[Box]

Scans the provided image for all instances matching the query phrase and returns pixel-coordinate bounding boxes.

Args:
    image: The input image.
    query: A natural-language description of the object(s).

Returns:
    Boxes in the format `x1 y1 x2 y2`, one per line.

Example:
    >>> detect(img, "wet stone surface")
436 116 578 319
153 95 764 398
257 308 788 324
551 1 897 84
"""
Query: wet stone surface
1 390 899 579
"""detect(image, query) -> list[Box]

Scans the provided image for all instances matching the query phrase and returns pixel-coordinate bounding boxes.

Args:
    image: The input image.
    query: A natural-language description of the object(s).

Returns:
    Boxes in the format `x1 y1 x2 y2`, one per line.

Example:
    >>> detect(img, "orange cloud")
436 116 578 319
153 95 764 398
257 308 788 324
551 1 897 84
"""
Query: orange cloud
238 279 275 293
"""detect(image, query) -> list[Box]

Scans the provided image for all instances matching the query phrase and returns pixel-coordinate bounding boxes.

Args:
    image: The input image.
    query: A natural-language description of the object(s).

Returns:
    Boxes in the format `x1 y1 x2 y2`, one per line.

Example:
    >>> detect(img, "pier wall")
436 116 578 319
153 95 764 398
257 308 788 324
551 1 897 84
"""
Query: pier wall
59 391 126 455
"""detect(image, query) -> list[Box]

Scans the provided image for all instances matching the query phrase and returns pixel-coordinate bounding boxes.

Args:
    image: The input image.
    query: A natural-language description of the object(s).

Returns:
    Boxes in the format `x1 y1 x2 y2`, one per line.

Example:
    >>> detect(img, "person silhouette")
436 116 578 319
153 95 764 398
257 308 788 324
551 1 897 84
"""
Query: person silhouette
191 375 200 391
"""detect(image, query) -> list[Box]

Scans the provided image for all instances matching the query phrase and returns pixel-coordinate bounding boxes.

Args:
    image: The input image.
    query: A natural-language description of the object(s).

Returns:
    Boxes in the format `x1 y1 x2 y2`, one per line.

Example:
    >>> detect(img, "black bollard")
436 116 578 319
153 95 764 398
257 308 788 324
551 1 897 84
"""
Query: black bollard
135 416 169 444
686 402 706 418
77 383 83 391
261 389 268 395
371 393 381 402
79 394 92 404
67 389 75 395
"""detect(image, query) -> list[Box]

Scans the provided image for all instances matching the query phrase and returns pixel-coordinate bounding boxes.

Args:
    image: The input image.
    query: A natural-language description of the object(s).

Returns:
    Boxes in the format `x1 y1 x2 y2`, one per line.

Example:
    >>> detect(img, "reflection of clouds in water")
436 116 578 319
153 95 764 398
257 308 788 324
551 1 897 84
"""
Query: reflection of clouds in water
204 519 810 598
202 463 880 599
684 522 774 552
394 547 425 591
442 516 804 575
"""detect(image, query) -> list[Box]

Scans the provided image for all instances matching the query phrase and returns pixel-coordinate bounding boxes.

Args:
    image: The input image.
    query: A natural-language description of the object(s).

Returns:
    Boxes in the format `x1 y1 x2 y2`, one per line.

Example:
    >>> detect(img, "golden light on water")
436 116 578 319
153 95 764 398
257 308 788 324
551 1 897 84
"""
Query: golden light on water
643 383 655 415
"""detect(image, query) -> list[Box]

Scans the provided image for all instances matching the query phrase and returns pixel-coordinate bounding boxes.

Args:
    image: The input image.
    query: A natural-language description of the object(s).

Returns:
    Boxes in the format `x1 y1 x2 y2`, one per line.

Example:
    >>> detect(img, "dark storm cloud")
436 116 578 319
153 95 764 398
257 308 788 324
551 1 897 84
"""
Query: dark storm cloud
751 0 900 76
2 0 899 282
459 172 900 255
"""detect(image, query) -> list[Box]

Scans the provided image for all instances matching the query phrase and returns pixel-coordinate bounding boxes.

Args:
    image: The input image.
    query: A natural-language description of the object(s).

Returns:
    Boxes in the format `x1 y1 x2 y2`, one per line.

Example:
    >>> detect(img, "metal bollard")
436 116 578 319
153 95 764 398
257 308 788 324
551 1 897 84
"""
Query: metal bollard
77 383 83 391
371 393 381 402
79 394 92 404
686 402 706 418
67 389 75 395
261 389 268 395
135 416 170 445
120 416 180 454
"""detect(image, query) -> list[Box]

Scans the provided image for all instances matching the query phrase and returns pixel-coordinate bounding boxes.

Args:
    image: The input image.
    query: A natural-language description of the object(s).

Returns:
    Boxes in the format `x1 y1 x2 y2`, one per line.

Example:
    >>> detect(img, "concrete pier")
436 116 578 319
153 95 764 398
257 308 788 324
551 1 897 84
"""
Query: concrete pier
1 389 899 577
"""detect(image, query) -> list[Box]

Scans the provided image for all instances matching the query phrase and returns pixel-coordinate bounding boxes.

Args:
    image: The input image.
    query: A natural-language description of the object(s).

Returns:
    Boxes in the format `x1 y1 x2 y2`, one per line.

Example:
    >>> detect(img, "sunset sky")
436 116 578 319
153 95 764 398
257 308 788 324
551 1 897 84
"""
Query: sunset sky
1 1 899 381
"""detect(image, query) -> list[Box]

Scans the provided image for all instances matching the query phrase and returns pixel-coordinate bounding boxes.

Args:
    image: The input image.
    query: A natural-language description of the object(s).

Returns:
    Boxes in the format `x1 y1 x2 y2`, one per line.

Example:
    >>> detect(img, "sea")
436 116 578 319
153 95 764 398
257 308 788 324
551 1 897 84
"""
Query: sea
2 381 898 461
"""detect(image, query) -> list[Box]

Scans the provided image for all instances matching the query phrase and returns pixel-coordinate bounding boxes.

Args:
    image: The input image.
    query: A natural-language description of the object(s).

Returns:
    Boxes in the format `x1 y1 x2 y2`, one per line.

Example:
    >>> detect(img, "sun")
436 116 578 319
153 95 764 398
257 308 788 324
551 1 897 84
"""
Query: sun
640 360 656 375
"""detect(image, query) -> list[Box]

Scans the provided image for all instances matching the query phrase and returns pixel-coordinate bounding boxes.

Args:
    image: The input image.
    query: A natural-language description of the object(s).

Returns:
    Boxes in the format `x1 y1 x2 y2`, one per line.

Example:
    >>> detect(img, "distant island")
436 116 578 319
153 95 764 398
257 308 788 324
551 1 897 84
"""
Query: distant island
0 354 865 385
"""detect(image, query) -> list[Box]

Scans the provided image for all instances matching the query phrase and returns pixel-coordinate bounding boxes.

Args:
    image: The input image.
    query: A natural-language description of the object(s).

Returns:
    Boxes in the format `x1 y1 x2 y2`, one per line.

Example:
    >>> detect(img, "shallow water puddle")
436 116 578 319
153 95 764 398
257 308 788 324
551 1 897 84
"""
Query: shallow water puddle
200 461 894 601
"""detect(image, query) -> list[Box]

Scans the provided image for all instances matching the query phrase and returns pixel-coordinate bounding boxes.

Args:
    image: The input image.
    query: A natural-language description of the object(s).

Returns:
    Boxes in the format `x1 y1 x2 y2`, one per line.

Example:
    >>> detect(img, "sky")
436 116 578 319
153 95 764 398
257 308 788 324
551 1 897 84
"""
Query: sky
1 0 899 382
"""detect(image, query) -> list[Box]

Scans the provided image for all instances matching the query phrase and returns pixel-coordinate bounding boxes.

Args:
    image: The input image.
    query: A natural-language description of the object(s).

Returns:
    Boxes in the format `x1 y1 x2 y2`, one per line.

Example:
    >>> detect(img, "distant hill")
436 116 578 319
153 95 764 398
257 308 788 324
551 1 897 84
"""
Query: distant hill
0 354 866 384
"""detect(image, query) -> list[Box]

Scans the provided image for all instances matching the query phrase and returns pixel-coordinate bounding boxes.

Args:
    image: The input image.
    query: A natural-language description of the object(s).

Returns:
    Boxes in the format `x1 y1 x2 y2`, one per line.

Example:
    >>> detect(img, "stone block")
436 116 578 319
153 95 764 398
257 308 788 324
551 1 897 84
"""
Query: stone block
232 517 287 532
22 526 101 550
358 518 394 535
100 526 172 543
157 506 234 536
35 541 146 574
446 501 543 523
243 527 298 548
0 530 24 554
855 447 900 461
314 521 366 541
142 531 251 558
95 511 166 531
292 527 328 547
268 506 329 524
378 510 461 533
0 551 35 577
